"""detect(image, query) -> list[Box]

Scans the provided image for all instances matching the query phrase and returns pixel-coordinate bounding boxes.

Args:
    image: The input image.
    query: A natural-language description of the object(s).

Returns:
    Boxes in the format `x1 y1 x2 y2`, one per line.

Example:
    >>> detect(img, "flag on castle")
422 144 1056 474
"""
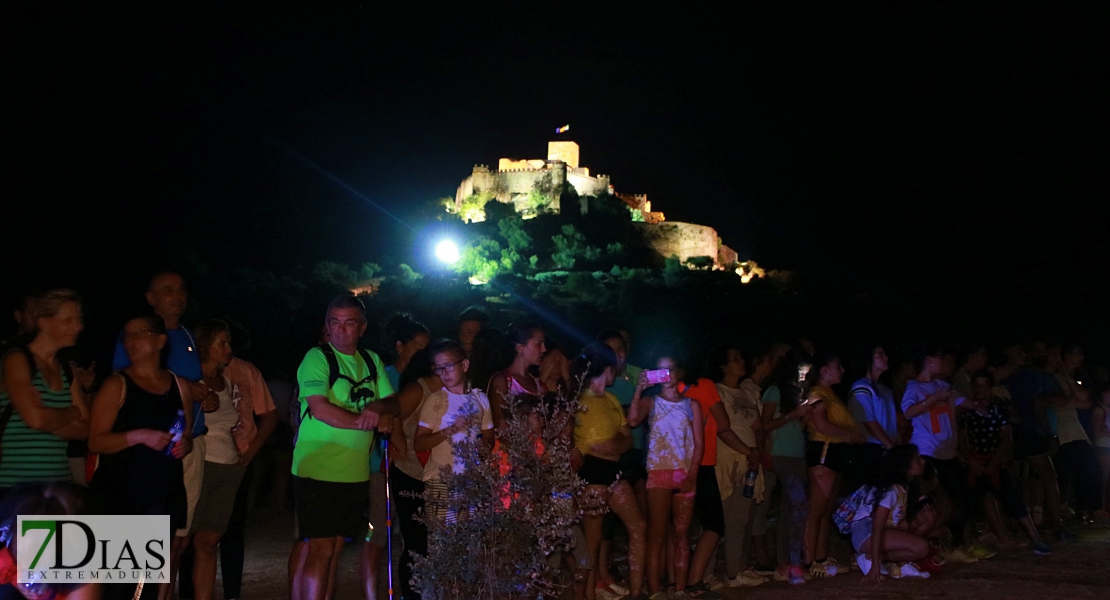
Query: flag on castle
555 124 570 134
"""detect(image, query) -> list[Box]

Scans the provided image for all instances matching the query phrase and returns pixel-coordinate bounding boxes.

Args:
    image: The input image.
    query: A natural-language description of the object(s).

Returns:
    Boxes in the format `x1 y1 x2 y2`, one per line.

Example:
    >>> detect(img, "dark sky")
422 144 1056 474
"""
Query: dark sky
8 4 1108 307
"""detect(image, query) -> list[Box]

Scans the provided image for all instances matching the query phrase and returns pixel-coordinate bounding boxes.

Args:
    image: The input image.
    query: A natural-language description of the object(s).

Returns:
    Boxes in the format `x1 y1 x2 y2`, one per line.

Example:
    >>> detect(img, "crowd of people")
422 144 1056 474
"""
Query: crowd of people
1 273 1108 600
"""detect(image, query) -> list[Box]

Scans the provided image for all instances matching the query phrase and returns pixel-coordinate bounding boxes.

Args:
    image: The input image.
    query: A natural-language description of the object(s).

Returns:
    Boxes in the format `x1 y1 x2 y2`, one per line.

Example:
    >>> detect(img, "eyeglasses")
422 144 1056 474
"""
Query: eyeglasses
433 360 464 376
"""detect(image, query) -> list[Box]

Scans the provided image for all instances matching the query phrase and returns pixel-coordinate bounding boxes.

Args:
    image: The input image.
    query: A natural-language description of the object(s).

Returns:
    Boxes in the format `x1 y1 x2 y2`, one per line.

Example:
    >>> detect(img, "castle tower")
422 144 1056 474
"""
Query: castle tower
547 141 579 169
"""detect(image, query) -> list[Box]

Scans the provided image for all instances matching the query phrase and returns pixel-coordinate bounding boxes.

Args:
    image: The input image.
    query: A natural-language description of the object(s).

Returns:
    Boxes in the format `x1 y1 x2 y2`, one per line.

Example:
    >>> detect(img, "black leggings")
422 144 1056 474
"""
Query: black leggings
1056 440 1105 512
924 456 970 545
392 465 427 600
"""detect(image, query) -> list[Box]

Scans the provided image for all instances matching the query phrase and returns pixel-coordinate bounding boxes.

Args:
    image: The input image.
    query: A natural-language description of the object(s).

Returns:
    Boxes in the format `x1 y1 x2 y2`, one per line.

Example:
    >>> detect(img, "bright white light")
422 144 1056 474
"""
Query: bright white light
435 240 460 264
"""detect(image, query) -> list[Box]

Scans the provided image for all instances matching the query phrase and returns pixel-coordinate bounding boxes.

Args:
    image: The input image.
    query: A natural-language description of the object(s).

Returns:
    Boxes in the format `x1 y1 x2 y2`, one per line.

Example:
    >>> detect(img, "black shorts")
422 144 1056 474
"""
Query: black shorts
1014 430 1049 459
805 440 860 474
294 476 369 540
579 455 623 486
694 465 725 536
617 449 647 485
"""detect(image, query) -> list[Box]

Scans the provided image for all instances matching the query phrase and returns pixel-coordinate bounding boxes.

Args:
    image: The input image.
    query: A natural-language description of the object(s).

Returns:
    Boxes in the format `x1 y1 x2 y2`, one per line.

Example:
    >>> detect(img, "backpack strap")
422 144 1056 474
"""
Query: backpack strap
320 344 342 389
358 349 378 385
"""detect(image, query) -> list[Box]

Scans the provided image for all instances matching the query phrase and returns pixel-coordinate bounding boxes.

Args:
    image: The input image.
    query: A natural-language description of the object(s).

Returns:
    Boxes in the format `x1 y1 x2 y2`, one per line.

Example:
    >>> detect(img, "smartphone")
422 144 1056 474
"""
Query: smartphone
644 368 671 384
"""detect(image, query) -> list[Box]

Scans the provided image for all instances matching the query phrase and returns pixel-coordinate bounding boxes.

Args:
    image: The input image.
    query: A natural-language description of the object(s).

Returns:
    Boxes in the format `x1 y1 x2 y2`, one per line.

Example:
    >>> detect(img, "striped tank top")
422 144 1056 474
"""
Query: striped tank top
0 356 75 487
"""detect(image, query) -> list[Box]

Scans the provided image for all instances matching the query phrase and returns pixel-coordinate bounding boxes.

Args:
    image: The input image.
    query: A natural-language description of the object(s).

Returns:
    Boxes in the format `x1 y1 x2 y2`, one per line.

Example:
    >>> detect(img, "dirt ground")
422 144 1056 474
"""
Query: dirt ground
218 506 1110 600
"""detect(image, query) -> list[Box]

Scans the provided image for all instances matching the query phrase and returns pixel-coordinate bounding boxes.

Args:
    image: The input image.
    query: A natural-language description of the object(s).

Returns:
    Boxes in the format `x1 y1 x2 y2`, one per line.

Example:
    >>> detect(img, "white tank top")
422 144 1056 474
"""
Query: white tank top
647 396 695 472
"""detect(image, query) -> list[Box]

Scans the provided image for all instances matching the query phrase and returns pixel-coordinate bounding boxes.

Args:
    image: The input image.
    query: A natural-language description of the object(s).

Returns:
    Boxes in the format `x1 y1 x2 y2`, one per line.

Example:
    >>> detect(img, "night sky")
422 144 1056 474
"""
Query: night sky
8 4 1108 325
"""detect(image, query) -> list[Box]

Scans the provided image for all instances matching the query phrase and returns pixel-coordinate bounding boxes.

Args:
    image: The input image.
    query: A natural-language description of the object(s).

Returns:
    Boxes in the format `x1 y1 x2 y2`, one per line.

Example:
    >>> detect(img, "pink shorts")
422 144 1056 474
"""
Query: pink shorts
646 469 695 497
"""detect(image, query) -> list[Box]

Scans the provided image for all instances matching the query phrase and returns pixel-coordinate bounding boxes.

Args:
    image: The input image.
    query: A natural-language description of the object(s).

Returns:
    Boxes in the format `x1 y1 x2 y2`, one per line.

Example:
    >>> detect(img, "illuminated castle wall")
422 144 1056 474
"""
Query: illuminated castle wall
456 141 610 215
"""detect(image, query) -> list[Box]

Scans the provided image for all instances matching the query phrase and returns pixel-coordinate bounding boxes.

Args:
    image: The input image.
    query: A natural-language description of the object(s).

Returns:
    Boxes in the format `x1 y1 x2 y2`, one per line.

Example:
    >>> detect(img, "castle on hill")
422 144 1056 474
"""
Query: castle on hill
454 138 744 270
454 140 665 223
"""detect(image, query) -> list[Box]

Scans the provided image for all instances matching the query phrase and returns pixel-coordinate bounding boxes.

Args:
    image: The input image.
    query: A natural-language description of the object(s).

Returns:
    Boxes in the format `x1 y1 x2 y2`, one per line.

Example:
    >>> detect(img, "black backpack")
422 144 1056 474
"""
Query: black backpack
299 344 379 423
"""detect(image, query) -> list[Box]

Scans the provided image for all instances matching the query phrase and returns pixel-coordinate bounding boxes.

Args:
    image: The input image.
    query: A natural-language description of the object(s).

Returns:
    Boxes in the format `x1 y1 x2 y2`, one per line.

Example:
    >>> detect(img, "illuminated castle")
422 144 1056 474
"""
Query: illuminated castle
455 139 750 271
455 140 664 223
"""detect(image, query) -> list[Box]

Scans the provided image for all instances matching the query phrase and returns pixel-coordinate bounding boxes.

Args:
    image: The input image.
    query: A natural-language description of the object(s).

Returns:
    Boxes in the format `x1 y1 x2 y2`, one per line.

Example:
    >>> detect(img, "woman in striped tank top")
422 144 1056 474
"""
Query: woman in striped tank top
0 289 90 492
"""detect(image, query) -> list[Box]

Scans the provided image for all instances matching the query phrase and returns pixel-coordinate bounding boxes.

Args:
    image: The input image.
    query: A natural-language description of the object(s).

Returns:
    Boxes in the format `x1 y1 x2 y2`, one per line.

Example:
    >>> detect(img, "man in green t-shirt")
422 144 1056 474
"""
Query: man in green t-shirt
290 295 398 600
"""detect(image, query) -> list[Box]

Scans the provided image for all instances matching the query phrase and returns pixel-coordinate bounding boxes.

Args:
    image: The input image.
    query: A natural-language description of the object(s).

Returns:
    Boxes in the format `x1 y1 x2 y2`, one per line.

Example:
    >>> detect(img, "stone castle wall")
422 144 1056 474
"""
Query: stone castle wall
635 222 720 265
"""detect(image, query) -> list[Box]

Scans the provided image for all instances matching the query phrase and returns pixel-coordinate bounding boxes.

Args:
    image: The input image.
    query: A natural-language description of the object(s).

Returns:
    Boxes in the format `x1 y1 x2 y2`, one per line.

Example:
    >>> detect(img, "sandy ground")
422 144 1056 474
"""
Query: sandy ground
216 506 1110 600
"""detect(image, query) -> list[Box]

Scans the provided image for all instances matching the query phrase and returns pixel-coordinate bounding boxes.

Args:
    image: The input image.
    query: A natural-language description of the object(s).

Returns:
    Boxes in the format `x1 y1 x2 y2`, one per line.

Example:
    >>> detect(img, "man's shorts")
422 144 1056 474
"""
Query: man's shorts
294 476 369 540
1014 430 1049 460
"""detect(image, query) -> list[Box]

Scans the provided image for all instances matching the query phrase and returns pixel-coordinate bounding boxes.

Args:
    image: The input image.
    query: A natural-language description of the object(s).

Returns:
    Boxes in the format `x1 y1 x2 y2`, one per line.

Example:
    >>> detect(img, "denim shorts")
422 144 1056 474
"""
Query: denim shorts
850 517 873 552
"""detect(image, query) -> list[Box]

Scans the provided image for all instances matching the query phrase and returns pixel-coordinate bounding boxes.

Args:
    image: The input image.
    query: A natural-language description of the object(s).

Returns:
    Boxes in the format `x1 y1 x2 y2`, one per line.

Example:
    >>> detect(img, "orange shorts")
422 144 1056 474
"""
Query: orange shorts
646 468 695 497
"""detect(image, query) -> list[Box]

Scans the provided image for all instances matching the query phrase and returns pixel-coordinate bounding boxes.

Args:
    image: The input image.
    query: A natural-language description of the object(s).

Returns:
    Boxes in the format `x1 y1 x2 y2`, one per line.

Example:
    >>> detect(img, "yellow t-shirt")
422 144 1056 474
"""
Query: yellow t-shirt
806 385 858 443
574 391 626 457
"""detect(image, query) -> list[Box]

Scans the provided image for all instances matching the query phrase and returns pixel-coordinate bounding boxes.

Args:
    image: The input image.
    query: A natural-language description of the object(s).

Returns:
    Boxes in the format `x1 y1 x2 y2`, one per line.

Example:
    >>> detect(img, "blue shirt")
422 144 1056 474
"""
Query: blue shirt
113 326 205 436
849 377 899 445
1003 367 1055 435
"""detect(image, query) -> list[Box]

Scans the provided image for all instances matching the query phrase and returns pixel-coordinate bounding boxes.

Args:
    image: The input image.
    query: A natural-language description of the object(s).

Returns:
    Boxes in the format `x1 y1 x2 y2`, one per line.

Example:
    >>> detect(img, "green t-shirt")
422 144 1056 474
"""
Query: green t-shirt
608 364 646 451
293 345 395 483
763 384 806 458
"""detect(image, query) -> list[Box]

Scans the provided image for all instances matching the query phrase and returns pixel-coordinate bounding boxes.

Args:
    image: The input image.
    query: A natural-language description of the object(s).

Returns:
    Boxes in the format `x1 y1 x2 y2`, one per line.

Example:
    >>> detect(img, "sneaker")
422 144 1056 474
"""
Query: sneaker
854 554 889 576
599 580 630 596
786 565 807 585
884 562 902 578
945 547 979 564
773 566 790 582
898 563 931 578
672 592 690 600
1033 541 1052 555
825 556 841 574
968 544 997 559
913 554 945 576
727 569 767 587
1057 529 1078 542
702 574 726 591
648 592 670 600
752 563 776 576
808 559 837 578
595 584 623 600
684 582 725 600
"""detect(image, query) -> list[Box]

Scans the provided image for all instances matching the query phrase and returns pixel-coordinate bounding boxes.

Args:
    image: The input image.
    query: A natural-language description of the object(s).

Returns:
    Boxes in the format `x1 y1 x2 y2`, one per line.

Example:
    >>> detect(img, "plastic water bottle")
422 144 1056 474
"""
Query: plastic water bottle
742 468 758 498
164 410 186 456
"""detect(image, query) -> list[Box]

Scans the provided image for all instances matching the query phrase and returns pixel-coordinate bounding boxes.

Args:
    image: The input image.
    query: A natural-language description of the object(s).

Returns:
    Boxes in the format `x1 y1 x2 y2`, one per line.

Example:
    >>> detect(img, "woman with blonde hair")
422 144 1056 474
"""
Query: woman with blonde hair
0 289 90 492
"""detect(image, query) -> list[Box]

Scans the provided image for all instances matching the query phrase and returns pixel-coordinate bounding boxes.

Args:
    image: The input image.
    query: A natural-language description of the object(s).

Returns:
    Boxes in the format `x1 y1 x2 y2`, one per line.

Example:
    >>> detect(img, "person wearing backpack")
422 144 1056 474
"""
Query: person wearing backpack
835 444 934 583
0 289 90 494
290 295 399 600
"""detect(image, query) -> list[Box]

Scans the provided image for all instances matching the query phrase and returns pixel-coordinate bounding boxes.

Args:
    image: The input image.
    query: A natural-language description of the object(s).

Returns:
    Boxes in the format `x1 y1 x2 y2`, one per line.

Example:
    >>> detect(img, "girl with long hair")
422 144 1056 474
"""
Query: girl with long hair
488 322 545 430
847 444 932 583
573 343 646 600
802 353 865 578
759 349 815 585
627 349 704 598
